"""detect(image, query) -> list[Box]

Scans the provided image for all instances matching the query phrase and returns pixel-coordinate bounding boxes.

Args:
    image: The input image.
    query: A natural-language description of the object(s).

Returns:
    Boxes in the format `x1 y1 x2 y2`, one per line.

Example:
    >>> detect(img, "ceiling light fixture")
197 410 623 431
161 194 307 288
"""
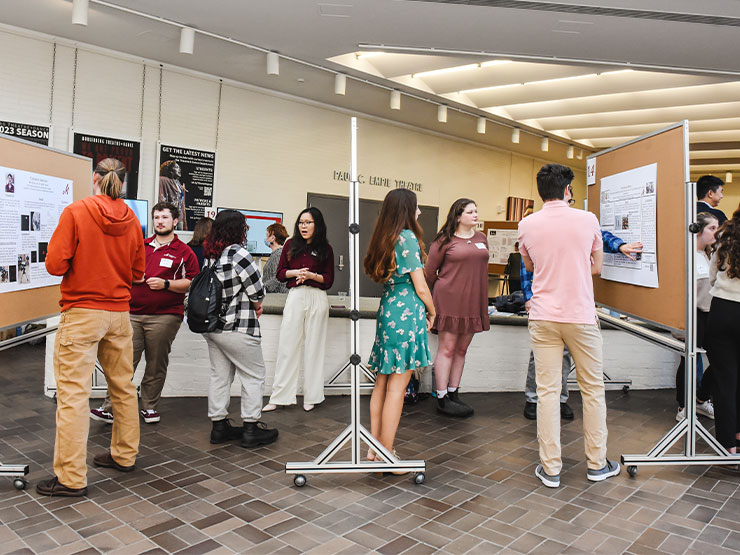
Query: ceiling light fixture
726 172 733 183
334 73 346 95
179 27 195 55
390 90 401 110
577 148 583 159
267 51 279 75
437 105 447 123
477 117 486 134
72 0 89 25
567 146 574 159
541 137 549 152
511 128 520 144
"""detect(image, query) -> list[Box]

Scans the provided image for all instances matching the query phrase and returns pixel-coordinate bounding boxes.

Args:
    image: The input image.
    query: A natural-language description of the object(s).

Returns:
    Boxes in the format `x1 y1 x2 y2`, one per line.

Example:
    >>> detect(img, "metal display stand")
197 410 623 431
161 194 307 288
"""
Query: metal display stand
567 364 632 392
285 118 426 486
619 180 737 475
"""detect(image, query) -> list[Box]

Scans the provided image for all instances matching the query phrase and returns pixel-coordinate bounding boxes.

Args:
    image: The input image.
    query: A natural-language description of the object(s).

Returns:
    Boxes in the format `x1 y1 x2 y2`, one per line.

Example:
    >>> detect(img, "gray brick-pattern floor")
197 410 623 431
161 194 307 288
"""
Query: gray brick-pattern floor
0 344 738 554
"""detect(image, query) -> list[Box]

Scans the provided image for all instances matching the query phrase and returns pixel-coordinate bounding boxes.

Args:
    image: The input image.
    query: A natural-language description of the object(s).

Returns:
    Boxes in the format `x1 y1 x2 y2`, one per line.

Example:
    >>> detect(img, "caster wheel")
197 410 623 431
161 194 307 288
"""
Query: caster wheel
13 478 27 490
413 473 425 485
622 385 630 394
293 475 306 487
627 466 637 477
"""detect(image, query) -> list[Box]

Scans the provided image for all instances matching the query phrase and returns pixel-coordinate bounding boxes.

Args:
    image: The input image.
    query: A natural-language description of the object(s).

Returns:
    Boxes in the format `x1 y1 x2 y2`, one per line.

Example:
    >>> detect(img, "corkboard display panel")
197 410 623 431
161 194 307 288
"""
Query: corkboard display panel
0 135 91 329
587 123 688 332
483 220 519 274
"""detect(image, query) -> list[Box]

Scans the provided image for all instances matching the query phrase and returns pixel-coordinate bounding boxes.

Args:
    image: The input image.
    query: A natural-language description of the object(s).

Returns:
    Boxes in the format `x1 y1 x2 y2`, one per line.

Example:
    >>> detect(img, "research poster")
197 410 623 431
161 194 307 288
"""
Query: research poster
599 162 658 288
0 120 50 146
487 228 518 265
73 132 140 199
158 144 215 231
0 165 72 292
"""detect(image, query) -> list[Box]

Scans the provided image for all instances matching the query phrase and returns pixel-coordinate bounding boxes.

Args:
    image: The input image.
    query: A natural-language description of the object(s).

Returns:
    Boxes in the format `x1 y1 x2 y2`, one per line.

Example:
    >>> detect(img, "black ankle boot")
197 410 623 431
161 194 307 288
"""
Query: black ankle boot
436 395 473 418
447 390 474 416
241 421 279 448
210 418 243 444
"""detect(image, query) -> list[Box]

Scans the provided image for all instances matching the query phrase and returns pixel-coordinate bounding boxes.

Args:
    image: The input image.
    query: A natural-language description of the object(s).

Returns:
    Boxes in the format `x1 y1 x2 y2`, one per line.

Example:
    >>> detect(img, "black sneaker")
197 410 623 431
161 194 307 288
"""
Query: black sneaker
241 421 278 448
560 403 575 420
523 402 537 420
210 418 243 444
436 396 473 418
36 476 87 497
447 390 474 416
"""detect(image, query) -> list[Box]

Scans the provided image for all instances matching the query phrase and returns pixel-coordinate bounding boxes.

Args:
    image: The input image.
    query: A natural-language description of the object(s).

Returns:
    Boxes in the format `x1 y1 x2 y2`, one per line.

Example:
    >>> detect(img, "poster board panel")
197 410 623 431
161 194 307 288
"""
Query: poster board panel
0 135 91 329
483 220 519 274
588 123 687 331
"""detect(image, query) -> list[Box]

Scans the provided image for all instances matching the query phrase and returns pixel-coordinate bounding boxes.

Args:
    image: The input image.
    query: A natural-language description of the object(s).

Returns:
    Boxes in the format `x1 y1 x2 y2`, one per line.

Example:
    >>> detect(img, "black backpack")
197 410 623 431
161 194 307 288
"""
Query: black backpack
186 262 223 333
493 290 526 314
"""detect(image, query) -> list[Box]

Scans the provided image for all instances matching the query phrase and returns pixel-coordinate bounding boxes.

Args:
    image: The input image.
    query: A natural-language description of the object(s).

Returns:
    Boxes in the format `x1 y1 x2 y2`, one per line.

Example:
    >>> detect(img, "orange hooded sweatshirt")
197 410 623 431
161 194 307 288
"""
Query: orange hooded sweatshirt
46 195 145 312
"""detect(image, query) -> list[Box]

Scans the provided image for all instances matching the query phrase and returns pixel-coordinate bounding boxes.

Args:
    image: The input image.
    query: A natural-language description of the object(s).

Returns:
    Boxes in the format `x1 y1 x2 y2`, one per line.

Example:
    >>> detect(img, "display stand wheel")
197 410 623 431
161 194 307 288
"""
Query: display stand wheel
623 385 630 393
413 473 425 485
293 475 307 487
13 478 28 490
627 466 638 477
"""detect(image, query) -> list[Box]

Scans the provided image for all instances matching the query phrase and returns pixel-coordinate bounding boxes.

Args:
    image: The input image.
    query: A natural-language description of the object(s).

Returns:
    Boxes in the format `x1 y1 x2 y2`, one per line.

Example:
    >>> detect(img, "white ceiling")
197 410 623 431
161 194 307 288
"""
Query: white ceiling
2 0 739 175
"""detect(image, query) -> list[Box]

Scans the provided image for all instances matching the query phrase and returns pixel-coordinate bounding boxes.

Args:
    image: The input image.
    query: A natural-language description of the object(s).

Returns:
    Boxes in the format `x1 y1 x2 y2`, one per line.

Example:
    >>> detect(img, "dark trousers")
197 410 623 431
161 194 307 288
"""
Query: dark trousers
705 297 740 449
676 310 713 407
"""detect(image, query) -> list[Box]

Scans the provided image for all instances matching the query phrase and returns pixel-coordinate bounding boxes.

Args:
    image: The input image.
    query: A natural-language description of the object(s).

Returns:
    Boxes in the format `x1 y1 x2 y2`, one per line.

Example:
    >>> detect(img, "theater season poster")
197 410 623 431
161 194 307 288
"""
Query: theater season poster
71 131 141 199
0 120 51 146
157 143 216 231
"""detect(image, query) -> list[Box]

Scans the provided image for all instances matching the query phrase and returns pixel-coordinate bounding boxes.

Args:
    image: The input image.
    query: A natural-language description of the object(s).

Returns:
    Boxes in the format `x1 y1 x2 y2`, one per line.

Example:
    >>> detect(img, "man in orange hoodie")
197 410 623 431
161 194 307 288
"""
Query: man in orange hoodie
37 158 145 497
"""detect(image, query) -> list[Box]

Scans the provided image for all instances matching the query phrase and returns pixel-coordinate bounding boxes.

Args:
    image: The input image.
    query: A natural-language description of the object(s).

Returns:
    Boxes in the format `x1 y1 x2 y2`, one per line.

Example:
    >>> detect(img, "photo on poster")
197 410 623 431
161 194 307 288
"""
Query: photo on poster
0 120 50 146
38 242 48 262
158 144 216 231
5 172 15 193
9 265 17 282
18 254 30 283
20 214 29 231
31 251 37 264
31 211 41 231
0 267 8 283
73 132 140 198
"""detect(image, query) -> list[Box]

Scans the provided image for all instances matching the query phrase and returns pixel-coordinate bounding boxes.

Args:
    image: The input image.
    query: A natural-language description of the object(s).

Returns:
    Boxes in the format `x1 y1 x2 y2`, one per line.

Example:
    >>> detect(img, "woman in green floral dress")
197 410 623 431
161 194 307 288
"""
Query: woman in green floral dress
364 189 436 463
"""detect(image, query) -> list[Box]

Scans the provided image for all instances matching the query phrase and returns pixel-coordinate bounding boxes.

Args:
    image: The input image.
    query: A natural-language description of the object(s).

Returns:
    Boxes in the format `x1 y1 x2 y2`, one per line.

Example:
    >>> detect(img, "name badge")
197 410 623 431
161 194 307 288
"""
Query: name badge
160 258 173 268
474 242 487 250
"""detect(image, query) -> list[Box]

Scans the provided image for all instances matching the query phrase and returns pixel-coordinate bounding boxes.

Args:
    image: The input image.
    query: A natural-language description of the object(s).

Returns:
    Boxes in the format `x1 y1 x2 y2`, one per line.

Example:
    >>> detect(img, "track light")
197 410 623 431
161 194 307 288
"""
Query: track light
179 28 195 55
567 146 574 159
577 148 583 160
72 0 89 26
727 172 733 183
511 128 520 144
334 74 346 95
541 137 549 152
477 117 486 134
390 90 401 110
437 105 447 123
267 52 279 76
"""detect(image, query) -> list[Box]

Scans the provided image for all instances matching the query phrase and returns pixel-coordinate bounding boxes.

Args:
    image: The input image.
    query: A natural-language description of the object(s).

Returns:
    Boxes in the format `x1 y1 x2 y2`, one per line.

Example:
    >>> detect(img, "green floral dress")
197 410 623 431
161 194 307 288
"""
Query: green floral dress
369 229 432 374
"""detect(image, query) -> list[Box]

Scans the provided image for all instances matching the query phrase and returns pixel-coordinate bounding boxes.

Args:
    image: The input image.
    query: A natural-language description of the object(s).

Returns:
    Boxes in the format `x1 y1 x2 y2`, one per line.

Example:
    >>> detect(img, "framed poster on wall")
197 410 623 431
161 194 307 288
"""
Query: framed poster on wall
71 131 141 199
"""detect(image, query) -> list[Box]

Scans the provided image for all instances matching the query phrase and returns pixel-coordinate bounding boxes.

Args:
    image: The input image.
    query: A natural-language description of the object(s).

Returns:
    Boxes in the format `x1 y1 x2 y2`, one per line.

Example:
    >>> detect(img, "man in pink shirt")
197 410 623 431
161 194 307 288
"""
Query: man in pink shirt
518 164 620 488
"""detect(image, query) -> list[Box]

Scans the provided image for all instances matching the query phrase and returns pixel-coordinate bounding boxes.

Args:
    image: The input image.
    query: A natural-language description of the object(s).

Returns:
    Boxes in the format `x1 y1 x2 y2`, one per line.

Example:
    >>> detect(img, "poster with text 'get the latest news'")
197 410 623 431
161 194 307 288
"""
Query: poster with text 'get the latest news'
158 144 215 232
0 165 72 292
599 162 658 288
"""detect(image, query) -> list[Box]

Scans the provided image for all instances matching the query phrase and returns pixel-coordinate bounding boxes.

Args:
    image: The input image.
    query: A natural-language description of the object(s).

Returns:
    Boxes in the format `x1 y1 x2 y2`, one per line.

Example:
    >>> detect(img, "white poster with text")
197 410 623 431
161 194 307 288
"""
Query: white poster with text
487 228 519 265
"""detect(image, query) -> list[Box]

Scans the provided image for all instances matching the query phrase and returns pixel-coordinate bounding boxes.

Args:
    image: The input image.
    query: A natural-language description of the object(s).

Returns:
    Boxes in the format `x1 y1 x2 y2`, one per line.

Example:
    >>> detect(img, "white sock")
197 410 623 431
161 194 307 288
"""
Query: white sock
447 387 458 393
437 389 447 399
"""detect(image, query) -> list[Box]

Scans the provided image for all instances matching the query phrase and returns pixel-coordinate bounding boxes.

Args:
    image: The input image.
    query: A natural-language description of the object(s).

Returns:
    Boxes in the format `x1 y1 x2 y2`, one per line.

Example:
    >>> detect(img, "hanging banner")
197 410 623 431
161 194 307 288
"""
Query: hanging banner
157 143 215 231
72 132 141 199
0 120 50 146
0 164 73 292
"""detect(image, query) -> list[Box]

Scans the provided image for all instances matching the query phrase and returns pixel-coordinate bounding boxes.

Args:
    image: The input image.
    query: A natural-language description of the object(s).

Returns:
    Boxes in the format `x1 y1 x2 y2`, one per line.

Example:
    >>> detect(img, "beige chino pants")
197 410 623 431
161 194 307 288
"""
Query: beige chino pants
53 308 140 488
528 319 607 476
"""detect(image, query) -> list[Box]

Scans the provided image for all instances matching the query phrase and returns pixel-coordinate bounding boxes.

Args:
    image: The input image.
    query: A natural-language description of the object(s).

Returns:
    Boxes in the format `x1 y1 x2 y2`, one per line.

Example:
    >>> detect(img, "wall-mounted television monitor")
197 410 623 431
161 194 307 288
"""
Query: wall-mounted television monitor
217 208 283 257
124 199 148 238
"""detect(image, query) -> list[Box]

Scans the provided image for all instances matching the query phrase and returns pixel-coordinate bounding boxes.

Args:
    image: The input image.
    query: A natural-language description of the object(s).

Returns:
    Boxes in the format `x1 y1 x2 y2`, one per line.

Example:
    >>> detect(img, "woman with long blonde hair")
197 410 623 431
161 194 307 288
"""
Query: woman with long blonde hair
364 189 435 463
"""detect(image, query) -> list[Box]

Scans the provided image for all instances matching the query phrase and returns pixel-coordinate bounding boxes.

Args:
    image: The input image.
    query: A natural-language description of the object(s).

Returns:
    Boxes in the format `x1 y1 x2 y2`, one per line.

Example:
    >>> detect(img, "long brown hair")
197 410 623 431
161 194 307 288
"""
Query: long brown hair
434 198 476 246
364 189 426 283
713 205 740 279
189 217 213 247
696 212 718 257
94 158 126 200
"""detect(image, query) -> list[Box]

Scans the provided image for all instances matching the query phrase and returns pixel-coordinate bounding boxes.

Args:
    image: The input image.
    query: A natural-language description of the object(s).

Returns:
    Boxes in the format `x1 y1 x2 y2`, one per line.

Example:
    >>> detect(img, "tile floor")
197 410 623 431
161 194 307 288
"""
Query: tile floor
0 344 738 554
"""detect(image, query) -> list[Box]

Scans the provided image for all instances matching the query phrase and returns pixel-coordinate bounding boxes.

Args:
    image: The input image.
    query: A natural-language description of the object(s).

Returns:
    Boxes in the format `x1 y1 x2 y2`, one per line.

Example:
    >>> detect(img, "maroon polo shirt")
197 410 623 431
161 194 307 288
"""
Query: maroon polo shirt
130 235 200 317
276 239 335 290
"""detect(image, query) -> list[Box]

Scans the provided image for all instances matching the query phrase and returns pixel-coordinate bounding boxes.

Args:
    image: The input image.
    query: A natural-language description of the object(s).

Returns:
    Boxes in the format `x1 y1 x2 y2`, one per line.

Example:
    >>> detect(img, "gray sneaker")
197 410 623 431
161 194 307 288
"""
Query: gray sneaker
587 459 621 482
535 464 560 488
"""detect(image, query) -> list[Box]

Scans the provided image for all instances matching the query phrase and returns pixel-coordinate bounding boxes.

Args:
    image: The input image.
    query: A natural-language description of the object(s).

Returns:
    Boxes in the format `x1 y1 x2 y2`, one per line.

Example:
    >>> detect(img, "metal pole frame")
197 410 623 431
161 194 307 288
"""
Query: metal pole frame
621 121 736 474
285 118 426 485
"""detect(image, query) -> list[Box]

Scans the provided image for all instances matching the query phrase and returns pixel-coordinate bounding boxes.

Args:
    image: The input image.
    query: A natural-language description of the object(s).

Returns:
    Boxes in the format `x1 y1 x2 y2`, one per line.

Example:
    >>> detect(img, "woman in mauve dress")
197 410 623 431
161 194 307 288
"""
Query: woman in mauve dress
425 198 490 417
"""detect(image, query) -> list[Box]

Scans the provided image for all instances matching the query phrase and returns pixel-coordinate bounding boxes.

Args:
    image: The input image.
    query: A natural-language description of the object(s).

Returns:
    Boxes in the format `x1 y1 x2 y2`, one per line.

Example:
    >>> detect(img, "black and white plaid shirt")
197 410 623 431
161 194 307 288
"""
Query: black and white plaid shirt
208 244 265 336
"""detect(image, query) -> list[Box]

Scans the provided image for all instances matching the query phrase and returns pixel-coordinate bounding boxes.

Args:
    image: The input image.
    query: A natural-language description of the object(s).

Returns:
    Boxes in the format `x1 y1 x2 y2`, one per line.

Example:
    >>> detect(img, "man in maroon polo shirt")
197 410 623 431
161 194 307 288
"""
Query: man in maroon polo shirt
91 202 199 424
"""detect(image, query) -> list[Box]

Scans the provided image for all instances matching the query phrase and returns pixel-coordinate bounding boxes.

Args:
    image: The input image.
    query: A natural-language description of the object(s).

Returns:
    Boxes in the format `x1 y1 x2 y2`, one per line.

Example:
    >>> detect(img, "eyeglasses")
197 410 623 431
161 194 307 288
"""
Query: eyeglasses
567 199 576 206
298 220 314 226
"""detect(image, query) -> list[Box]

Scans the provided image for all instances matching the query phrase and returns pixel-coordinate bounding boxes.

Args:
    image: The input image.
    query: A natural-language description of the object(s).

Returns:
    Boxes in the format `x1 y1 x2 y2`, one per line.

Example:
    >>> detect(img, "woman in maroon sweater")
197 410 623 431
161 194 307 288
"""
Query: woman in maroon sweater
264 207 334 412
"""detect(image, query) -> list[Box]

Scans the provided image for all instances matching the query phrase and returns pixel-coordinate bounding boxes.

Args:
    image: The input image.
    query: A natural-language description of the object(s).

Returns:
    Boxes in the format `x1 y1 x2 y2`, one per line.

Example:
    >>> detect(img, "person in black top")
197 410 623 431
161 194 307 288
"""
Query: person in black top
504 242 522 293
187 217 213 269
696 175 728 225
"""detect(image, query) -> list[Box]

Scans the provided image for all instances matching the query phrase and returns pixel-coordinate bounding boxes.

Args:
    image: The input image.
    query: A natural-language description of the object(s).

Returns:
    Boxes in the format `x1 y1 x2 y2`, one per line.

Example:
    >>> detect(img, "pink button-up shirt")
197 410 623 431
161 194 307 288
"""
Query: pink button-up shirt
518 200 603 325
